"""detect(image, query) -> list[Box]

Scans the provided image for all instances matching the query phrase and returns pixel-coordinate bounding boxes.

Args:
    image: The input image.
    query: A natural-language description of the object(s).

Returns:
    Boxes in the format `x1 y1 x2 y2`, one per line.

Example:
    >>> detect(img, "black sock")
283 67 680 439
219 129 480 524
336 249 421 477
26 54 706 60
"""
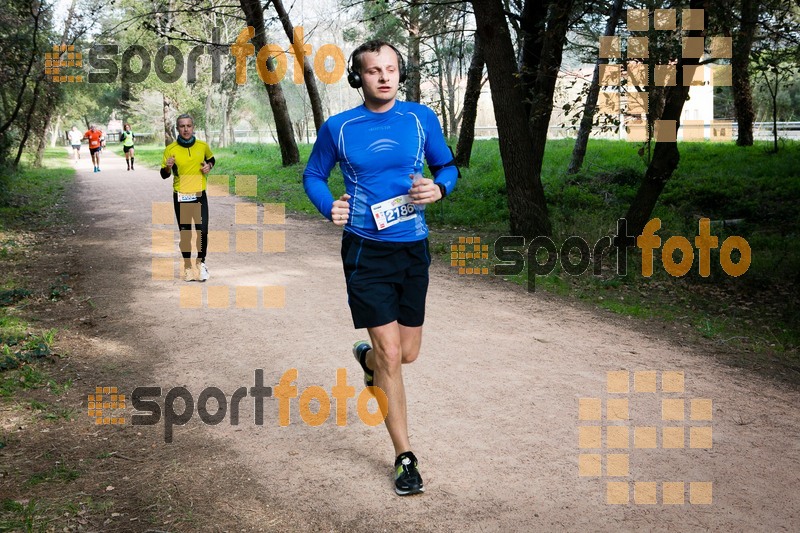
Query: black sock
131 157 134 168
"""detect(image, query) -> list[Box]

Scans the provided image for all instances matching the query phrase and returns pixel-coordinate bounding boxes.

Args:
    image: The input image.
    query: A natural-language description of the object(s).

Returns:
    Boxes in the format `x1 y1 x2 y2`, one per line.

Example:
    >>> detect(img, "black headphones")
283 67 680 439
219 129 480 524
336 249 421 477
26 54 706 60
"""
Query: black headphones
347 42 407 89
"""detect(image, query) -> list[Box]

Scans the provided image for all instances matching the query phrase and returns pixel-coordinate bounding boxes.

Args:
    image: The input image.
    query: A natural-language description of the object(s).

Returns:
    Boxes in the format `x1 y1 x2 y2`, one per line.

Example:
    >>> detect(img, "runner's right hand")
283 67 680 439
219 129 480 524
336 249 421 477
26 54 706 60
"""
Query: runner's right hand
331 194 350 226
166 156 175 169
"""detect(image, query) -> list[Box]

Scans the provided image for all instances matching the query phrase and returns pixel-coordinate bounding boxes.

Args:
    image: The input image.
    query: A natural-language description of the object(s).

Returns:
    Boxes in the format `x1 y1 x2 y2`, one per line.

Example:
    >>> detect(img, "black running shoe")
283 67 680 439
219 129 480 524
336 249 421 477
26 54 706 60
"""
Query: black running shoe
352 341 374 388
394 451 424 495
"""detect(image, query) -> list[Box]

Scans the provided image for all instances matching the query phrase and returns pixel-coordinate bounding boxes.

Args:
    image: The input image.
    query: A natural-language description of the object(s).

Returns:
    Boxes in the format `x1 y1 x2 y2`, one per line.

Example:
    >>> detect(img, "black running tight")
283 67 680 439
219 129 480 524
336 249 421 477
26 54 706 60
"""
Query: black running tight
172 191 209 260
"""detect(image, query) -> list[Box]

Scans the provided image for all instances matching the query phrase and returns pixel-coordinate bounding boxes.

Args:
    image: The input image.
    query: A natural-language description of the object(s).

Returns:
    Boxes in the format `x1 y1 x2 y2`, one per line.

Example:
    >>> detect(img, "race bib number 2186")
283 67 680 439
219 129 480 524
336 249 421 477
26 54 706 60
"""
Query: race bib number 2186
370 194 417 231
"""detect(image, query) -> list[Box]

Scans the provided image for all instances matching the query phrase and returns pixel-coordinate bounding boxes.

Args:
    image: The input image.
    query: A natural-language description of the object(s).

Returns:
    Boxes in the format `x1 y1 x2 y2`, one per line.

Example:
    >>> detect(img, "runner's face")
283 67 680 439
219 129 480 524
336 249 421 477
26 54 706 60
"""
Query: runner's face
177 119 194 140
359 46 400 109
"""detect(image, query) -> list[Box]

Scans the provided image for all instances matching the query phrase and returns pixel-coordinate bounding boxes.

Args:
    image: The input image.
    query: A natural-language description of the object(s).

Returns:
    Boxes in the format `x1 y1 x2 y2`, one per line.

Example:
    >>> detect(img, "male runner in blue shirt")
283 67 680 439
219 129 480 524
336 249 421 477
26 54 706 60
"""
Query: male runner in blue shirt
304 40 458 496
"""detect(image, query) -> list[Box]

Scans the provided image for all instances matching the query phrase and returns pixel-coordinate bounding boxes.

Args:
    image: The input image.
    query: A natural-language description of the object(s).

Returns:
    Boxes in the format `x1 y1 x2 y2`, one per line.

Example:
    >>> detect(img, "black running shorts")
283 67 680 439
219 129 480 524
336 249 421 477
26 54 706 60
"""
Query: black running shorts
341 232 430 329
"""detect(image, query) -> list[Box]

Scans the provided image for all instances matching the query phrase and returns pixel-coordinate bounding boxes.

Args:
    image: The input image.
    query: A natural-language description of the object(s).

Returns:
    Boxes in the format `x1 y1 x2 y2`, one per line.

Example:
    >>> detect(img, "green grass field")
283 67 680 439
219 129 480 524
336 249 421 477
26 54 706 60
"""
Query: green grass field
130 138 800 374
0 149 75 231
135 138 800 283
1 149 74 374
135 138 800 224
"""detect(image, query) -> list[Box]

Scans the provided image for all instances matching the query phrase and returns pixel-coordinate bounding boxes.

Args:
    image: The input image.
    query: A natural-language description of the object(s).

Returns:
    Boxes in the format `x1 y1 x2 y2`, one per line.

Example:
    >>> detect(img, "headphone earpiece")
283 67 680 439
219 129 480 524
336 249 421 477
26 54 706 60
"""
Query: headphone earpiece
394 44 407 83
347 67 362 89
347 49 362 88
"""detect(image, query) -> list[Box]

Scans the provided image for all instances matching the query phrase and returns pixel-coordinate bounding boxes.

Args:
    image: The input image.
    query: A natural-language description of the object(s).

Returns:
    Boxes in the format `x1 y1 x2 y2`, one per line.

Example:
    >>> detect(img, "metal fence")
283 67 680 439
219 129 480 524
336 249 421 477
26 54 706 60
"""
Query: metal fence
62 132 157 145
454 122 800 141
750 121 800 140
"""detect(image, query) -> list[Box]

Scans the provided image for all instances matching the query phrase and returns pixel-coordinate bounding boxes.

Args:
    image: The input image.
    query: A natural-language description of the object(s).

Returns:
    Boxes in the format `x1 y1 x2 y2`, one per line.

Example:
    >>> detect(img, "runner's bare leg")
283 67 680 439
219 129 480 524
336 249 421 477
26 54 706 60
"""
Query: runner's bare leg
366 322 423 455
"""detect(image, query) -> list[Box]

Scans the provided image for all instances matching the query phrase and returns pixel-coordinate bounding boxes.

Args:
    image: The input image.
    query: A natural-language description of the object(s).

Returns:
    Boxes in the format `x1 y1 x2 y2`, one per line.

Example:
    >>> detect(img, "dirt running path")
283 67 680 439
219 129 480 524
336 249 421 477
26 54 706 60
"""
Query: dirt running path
69 150 799 531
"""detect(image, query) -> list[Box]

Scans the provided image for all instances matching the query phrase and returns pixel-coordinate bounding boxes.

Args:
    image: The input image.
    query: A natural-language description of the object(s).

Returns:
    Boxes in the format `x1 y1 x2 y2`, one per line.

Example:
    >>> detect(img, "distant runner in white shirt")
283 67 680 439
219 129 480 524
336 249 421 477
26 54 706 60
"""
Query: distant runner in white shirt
68 126 82 161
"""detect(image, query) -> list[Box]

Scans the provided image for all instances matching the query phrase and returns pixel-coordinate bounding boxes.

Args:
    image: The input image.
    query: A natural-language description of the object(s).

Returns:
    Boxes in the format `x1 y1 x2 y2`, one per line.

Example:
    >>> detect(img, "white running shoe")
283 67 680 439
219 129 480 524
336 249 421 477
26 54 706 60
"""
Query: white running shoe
198 261 209 282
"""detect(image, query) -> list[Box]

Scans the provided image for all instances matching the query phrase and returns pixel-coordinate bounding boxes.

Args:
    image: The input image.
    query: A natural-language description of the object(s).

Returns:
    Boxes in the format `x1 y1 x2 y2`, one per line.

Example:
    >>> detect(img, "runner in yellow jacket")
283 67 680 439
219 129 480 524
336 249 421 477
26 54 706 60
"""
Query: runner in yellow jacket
160 114 216 282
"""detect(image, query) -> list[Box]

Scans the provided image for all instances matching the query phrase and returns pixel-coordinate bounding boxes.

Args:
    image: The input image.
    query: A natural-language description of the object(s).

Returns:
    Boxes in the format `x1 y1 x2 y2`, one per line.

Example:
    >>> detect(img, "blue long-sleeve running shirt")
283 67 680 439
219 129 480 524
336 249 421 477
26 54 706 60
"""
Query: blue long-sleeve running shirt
303 100 458 242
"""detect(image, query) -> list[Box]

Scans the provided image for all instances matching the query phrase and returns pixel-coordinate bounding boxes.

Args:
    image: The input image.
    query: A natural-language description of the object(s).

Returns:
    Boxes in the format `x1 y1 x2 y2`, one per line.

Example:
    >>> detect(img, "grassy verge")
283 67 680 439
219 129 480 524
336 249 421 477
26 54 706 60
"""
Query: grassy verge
1 149 74 373
134 138 800 381
0 150 73 231
0 149 80 530
1 149 184 531
1 147 328 531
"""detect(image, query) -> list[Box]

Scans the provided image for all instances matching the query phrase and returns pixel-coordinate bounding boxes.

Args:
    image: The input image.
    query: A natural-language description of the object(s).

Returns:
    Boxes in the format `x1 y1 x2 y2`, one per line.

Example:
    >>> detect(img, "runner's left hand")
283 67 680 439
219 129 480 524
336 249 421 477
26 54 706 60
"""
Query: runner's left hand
408 175 441 204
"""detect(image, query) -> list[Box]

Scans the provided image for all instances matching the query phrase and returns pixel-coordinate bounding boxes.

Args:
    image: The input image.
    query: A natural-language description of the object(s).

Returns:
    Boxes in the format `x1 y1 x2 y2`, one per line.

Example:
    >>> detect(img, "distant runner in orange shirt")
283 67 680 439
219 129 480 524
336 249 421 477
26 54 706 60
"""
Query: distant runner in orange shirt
84 125 105 172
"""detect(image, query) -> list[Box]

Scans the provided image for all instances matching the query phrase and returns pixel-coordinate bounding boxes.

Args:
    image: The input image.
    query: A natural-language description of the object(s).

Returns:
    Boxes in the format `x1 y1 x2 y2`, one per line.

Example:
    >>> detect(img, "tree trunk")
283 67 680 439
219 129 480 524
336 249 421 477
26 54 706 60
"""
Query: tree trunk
159 2 176 146
518 0 549 121
50 114 62 147
220 95 227 147
405 1 422 103
270 0 325 132
0 3 44 138
239 0 299 165
218 80 239 148
455 33 484 168
568 0 624 174
446 17 464 137
32 0 77 168
226 83 237 145
163 93 173 146
14 76 44 167
732 0 758 146
771 70 778 153
624 0 704 237
433 35 449 137
204 91 213 144
640 85 668 164
34 113 51 167
472 0 551 238
445 45 459 137
523 0 576 188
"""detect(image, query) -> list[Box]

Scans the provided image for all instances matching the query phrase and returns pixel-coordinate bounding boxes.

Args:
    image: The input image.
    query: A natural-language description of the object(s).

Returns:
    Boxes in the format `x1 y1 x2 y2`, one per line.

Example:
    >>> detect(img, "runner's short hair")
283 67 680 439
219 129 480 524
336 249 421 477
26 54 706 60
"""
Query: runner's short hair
176 114 194 126
350 40 402 74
